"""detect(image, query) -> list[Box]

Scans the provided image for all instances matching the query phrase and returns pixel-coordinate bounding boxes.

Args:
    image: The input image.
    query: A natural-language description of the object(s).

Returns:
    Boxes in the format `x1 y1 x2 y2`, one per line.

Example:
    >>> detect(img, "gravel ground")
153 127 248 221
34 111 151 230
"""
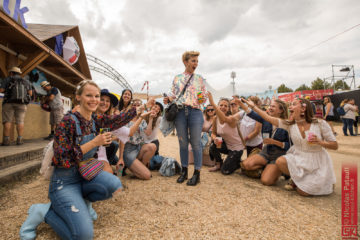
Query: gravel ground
0 125 358 239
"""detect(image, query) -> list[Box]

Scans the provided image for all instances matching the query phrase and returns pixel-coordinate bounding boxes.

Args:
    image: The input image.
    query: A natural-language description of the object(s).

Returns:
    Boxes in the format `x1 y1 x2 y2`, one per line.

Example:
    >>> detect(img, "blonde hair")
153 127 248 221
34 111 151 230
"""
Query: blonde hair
249 96 261 107
75 80 100 96
182 51 200 62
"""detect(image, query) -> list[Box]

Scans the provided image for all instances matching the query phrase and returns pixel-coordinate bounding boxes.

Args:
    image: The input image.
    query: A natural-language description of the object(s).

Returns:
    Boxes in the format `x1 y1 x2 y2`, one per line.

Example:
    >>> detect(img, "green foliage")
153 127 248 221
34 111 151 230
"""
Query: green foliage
277 84 293 93
295 84 311 91
311 77 331 90
333 80 350 90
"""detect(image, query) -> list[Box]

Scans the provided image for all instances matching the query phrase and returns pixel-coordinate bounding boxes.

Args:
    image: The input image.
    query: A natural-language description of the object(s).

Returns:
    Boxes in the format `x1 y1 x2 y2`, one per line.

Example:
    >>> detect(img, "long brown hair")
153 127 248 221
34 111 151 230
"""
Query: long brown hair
274 99 288 119
286 98 317 125
204 104 214 121
212 99 231 135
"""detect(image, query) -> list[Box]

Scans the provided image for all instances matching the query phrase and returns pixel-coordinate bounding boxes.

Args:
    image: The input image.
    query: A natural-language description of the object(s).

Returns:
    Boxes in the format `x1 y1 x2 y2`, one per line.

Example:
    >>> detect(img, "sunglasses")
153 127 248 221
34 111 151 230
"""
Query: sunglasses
206 109 215 112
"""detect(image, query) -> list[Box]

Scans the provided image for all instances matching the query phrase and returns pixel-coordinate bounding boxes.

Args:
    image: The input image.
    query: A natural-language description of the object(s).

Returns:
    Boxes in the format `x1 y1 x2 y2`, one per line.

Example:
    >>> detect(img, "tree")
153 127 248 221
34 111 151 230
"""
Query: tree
277 84 293 93
311 77 331 90
295 84 310 91
333 80 350 90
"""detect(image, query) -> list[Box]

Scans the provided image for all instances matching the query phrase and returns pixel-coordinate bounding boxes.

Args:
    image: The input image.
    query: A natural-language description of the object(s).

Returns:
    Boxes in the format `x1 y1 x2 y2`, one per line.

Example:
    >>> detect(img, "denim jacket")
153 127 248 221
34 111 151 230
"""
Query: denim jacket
247 110 291 153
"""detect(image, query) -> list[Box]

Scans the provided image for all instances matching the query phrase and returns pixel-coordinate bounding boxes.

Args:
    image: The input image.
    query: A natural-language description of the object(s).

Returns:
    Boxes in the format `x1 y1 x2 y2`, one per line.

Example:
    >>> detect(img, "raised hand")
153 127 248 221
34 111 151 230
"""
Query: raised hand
207 91 215 105
93 132 112 147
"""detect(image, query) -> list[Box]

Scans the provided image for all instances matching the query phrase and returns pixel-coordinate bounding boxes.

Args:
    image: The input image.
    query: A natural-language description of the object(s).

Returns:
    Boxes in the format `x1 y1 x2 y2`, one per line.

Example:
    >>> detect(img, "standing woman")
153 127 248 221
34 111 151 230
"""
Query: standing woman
44 80 137 239
243 97 338 196
323 97 336 135
342 98 358 136
163 51 207 186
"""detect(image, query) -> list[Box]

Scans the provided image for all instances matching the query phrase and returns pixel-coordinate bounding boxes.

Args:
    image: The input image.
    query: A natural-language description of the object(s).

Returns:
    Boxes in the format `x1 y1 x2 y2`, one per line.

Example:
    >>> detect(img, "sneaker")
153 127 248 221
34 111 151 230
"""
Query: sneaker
2 136 10 146
17 137 24 145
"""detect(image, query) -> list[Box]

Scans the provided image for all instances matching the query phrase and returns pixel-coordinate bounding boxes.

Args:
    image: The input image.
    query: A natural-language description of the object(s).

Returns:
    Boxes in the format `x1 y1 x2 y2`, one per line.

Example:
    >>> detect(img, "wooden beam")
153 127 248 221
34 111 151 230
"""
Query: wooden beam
37 66 76 89
0 11 87 81
0 49 8 77
20 51 49 77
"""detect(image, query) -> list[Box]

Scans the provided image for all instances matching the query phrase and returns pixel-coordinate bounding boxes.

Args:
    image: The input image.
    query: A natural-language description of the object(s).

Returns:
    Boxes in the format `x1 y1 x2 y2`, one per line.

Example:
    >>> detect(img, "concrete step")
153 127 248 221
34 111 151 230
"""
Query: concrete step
0 159 41 185
0 149 43 170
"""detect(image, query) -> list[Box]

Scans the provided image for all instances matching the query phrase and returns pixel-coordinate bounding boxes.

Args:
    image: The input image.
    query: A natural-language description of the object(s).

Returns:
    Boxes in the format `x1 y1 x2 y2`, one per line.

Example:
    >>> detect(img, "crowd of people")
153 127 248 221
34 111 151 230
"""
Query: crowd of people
0 51 357 240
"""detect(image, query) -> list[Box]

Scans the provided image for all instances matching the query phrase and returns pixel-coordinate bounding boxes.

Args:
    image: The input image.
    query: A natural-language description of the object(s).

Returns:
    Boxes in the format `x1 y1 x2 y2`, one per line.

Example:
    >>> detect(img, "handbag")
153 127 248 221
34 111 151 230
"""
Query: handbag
78 158 105 181
165 74 193 121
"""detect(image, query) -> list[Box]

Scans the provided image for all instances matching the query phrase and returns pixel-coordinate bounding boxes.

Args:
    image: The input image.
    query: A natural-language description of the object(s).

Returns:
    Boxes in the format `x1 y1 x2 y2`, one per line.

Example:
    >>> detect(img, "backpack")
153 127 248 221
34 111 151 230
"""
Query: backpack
7 76 30 104
336 106 346 116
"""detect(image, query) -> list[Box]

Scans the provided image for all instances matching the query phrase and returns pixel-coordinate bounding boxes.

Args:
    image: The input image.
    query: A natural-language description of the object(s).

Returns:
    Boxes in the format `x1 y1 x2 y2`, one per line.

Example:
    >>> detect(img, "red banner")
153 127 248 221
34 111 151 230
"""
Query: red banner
342 164 358 239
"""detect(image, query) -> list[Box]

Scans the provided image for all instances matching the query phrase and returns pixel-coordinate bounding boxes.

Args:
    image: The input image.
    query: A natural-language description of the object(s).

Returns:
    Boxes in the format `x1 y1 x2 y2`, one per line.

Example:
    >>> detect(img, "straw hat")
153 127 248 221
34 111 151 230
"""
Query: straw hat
40 81 51 88
9 67 22 74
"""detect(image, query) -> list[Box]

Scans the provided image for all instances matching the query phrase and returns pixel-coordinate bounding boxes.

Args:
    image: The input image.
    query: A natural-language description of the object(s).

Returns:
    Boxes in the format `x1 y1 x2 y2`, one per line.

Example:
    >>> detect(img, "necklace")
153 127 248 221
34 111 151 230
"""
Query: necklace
295 119 305 123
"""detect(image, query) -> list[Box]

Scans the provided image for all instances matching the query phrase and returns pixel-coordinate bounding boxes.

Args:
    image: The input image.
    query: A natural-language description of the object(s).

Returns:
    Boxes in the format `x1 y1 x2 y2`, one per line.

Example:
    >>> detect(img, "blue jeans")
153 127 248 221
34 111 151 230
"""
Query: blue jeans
342 118 354 135
45 167 122 240
175 106 204 170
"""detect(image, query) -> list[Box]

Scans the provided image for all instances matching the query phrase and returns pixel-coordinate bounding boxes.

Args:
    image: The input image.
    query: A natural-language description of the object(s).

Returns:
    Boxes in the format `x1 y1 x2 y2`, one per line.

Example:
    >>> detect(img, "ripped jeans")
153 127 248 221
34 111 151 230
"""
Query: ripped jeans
45 167 122 240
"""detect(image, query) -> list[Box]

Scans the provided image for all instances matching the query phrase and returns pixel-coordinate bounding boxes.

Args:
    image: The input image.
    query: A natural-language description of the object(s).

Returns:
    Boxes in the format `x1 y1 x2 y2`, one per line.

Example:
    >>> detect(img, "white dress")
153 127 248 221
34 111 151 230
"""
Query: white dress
278 119 336 195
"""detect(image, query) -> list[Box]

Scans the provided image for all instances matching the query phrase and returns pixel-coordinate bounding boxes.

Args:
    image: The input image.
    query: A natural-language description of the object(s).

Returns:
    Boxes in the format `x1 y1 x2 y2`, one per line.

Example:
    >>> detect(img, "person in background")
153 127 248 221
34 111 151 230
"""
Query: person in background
95 89 120 173
240 96 263 155
40 81 64 140
208 94 245 174
236 98 290 185
342 98 358 136
202 104 216 134
0 67 32 146
144 102 163 155
118 89 133 113
121 98 154 180
243 97 338 196
163 51 207 186
323 97 336 135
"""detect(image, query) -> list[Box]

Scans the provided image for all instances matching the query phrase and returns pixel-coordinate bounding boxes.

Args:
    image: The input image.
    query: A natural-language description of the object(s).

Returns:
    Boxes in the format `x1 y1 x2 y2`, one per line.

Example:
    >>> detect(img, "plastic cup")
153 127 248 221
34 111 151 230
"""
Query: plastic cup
306 131 315 144
215 137 223 148
262 133 270 139
197 91 204 103
100 128 111 147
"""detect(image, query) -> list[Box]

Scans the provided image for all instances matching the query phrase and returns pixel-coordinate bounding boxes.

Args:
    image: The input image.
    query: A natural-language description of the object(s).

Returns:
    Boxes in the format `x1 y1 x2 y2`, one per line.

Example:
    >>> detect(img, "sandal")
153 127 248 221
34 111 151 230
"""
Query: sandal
284 179 296 191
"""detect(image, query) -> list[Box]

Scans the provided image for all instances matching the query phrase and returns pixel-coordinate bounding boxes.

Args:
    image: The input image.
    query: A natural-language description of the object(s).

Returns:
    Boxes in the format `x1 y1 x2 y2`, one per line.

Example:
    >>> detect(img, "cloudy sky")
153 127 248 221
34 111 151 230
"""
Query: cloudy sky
23 0 360 95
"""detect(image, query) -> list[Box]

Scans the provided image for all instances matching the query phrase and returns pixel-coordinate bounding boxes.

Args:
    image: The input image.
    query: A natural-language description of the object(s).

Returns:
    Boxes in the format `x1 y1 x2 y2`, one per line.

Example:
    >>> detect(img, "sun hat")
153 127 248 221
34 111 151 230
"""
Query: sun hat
101 89 119 107
40 81 51 88
155 101 164 113
9 67 22 74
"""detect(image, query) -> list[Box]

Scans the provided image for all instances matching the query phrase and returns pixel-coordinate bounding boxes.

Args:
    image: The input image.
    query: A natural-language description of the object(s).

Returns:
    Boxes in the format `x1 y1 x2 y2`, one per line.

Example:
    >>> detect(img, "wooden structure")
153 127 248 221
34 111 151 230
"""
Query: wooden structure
0 10 91 96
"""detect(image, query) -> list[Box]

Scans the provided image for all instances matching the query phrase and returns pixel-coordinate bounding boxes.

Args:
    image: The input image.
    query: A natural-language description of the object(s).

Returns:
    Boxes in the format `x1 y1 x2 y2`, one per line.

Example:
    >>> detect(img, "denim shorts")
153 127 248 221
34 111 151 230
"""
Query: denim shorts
258 145 286 164
123 142 141 167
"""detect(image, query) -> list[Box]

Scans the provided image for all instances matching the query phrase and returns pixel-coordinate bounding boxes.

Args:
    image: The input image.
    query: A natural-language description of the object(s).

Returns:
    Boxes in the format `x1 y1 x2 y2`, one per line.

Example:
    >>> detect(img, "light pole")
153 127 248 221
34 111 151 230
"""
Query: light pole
231 71 236 95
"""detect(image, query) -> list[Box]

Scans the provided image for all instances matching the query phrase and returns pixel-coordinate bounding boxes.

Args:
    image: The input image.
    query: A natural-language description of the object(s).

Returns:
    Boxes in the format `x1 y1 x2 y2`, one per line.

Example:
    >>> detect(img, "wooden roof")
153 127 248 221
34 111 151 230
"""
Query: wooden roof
27 24 76 41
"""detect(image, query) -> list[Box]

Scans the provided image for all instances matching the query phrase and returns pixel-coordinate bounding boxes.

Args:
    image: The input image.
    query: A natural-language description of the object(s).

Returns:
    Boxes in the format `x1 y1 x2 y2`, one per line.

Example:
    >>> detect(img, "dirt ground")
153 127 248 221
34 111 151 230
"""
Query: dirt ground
0 124 359 239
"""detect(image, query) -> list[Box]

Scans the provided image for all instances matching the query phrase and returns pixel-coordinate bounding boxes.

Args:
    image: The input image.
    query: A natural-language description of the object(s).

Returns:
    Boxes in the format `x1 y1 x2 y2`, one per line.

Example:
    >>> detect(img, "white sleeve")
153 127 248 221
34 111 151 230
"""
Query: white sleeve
278 119 290 132
112 126 130 144
319 120 336 142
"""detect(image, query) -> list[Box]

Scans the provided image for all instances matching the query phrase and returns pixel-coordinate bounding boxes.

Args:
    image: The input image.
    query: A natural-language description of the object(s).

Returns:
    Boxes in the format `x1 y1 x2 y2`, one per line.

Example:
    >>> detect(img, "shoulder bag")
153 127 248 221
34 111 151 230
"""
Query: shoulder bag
165 74 193 121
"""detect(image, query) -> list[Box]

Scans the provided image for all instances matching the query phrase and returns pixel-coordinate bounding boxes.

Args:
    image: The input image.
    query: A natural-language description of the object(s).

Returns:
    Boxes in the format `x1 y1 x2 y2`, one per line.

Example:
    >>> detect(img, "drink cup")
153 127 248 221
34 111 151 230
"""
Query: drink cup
197 91 205 104
306 131 315 144
262 133 270 139
100 128 111 147
215 137 223 148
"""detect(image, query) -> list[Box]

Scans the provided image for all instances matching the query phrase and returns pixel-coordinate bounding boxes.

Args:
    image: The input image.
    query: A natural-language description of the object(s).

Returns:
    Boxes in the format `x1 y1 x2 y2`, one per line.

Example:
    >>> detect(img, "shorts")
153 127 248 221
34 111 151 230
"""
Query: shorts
50 107 64 125
2 103 27 124
325 115 335 121
123 142 141 167
258 145 286 164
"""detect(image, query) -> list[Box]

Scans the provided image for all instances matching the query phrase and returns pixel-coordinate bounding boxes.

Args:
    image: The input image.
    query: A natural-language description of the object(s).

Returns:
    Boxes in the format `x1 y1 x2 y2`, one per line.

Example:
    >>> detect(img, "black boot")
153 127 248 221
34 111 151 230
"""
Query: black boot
177 167 188 183
187 169 200 186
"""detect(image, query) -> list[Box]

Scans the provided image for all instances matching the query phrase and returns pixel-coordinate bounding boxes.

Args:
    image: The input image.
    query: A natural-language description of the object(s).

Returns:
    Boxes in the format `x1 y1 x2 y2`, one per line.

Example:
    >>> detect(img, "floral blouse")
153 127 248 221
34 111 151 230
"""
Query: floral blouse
126 119 147 145
168 72 207 109
53 109 136 168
